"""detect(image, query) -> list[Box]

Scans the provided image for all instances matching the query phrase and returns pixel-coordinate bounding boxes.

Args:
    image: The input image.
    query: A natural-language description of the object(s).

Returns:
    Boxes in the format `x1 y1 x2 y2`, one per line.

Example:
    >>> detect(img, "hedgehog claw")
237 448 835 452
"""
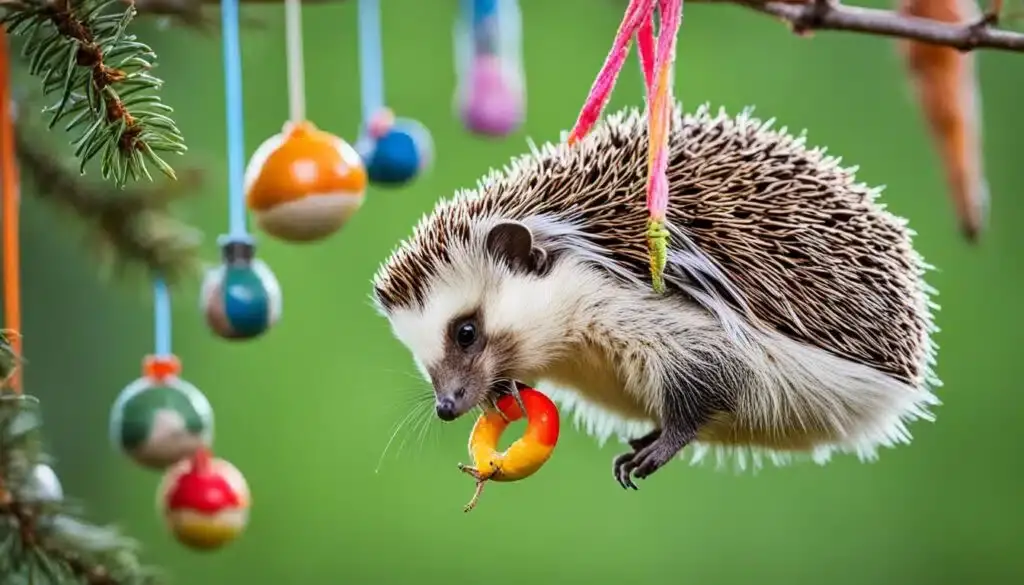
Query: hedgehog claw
613 429 662 490
613 451 639 490
614 431 687 486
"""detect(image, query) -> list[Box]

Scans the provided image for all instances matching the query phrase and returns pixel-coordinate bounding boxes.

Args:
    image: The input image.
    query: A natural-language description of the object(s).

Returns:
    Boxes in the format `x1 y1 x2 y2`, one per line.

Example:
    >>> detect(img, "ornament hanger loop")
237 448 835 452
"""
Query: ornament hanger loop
357 0 384 125
284 0 306 124
153 276 173 358
220 0 250 241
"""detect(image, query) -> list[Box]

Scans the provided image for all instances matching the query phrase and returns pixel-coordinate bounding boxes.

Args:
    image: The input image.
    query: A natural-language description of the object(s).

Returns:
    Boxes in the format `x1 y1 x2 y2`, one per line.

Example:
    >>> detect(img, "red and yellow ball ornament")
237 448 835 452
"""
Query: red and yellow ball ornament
158 447 250 551
244 120 367 243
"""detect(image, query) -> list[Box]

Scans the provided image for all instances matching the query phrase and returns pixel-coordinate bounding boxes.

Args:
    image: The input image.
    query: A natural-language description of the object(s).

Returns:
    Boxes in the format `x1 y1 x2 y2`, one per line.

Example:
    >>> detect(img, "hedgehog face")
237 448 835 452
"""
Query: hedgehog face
380 219 569 422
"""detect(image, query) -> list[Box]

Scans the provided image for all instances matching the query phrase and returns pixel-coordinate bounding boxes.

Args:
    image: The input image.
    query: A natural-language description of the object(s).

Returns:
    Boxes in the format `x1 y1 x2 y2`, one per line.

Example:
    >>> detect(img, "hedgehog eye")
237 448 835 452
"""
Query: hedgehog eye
454 319 478 349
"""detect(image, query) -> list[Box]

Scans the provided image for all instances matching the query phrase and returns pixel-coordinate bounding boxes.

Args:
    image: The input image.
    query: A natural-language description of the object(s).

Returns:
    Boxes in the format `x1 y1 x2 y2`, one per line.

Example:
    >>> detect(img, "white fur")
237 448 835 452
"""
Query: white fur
383 216 939 473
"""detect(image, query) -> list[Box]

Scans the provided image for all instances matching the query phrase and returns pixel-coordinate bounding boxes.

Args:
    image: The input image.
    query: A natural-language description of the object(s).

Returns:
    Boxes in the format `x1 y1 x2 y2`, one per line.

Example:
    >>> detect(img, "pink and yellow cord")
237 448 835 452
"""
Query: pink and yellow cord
566 0 683 293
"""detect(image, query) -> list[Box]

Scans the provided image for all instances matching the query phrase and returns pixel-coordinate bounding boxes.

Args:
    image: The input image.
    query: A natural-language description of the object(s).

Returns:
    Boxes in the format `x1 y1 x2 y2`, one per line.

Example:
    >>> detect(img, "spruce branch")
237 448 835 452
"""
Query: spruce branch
15 119 204 283
693 0 1024 52
0 0 187 186
0 332 164 585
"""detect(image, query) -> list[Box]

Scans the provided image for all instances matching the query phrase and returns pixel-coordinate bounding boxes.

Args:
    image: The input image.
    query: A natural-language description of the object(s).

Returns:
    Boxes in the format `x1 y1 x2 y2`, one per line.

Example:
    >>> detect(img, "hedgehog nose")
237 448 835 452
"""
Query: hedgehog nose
436 397 458 421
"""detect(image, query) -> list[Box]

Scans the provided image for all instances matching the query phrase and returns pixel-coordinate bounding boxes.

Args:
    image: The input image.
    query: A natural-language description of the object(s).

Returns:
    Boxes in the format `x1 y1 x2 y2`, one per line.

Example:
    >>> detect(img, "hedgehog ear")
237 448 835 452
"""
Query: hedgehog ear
485 220 548 275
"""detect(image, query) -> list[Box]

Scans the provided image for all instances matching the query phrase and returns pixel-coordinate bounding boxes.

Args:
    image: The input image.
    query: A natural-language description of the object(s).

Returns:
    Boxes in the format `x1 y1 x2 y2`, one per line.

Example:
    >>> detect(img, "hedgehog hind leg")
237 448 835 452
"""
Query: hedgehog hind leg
614 364 726 489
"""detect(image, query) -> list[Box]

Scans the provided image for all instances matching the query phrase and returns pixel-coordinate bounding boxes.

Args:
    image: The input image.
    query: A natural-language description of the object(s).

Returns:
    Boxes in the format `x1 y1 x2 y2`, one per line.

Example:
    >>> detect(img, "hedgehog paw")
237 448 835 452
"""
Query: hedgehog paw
615 431 689 487
630 436 684 480
613 429 662 490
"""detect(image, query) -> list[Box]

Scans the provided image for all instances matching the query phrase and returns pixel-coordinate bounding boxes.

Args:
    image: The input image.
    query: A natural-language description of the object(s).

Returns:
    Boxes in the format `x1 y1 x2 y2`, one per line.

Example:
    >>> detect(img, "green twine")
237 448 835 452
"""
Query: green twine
646 218 669 294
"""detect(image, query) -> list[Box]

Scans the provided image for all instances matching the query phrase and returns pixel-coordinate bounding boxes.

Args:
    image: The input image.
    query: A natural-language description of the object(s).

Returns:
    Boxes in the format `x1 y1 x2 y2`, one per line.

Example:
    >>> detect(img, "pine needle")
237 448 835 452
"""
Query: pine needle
0 332 164 584
1 0 187 187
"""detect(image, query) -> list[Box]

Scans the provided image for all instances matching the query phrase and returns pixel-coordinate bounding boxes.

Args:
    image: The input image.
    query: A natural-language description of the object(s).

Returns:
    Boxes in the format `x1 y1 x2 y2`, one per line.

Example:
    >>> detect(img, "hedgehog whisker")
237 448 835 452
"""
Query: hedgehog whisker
409 401 438 452
395 400 435 461
374 397 431 474
374 393 435 473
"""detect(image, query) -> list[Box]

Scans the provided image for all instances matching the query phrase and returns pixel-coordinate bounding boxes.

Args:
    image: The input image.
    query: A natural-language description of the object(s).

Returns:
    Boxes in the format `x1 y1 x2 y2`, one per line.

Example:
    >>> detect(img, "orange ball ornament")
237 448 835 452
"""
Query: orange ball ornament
244 120 367 243
158 449 250 551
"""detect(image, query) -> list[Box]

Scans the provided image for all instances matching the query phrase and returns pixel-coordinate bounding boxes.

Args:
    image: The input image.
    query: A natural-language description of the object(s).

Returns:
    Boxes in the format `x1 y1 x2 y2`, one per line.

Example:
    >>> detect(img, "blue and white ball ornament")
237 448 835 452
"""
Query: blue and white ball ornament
200 238 282 340
356 108 433 187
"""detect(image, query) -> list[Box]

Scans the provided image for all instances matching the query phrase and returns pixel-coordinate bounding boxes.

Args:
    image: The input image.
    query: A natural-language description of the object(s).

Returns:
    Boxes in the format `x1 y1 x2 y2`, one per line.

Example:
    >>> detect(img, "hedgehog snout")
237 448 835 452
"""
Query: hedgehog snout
431 373 482 422
435 388 467 421
435 396 458 421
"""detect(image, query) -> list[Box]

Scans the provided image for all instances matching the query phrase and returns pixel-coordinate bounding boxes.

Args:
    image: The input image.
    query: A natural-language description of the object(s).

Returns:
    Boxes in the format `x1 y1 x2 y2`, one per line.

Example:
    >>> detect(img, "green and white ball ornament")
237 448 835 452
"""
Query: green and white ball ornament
109 375 214 470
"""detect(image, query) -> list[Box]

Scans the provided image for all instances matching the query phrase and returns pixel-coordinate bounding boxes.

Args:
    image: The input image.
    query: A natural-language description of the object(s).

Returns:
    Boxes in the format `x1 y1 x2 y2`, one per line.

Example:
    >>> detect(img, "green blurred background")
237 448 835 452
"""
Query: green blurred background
16 0 1024 583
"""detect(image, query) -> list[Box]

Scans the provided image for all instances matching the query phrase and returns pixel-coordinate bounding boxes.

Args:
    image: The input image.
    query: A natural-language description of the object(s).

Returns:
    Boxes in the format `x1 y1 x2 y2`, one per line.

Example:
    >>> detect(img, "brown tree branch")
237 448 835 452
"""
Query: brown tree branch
14 121 205 284
695 0 1024 52
128 0 349 30
143 0 1024 53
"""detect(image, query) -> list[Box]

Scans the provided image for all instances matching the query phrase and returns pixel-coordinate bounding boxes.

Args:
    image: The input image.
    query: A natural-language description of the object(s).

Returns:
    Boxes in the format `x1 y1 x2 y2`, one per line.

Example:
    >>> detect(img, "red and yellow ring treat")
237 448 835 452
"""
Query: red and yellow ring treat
458 386 559 512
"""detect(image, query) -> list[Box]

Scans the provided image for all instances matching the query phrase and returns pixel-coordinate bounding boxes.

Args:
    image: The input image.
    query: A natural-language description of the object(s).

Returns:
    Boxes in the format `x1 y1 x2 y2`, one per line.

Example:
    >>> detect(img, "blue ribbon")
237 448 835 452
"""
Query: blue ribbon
153 277 172 356
221 0 249 239
358 0 384 124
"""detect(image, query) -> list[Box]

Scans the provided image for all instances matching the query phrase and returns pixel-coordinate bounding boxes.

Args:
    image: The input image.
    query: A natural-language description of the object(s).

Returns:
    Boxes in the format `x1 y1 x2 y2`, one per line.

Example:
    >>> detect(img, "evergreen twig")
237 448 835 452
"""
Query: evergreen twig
15 118 204 283
1 0 187 186
0 332 164 585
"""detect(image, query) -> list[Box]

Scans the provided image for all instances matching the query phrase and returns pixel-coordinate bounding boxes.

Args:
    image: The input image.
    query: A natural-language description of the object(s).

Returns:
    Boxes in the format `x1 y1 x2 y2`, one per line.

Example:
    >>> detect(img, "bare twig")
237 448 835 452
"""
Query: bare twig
694 0 1024 52
128 0 342 26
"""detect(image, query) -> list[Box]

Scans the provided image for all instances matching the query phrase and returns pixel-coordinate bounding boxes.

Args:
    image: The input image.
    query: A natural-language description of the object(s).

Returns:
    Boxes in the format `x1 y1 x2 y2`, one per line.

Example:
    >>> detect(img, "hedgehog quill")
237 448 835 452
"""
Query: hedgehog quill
372 103 939 489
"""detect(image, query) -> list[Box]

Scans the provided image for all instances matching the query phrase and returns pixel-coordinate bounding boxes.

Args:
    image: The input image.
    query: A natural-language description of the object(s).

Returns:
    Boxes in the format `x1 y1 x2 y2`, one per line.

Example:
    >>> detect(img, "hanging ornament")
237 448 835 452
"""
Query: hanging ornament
109 358 214 471
158 447 250 551
110 281 214 470
356 0 433 187
454 0 525 137
246 121 367 242
245 0 367 243
204 0 283 338
356 108 431 186
20 463 64 503
201 238 282 339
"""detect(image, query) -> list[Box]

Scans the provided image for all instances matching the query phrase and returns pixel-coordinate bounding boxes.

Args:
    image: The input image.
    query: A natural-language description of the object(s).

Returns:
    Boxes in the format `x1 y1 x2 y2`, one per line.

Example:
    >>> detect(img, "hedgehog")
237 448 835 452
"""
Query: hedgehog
371 102 940 488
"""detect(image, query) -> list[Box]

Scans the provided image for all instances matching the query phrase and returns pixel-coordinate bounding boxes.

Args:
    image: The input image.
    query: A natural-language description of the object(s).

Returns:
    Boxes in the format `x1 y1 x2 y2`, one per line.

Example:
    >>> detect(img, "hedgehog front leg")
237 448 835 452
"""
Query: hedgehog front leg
613 376 716 489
